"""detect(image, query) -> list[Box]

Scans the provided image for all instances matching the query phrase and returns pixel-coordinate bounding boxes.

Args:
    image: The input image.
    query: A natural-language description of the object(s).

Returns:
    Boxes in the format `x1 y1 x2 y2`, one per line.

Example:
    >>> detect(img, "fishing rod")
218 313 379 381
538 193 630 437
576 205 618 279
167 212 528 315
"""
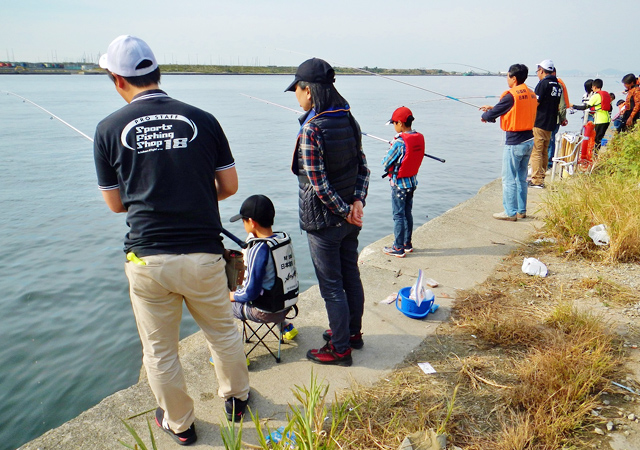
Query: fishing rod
435 62 499 75
272 47 483 109
407 95 498 106
2 90 94 142
240 93 445 163
4 90 245 246
221 228 248 249
240 93 303 114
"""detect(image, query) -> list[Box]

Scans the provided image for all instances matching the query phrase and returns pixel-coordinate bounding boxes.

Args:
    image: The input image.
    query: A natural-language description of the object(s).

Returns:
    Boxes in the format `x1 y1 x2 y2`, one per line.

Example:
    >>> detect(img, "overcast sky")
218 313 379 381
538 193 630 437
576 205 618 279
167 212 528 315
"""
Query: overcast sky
3 0 637 75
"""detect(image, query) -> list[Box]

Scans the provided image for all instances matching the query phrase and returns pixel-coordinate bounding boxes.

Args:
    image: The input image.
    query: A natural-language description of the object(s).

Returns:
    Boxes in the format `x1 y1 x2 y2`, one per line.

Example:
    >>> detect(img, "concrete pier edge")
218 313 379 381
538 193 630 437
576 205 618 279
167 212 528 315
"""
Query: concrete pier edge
20 179 543 449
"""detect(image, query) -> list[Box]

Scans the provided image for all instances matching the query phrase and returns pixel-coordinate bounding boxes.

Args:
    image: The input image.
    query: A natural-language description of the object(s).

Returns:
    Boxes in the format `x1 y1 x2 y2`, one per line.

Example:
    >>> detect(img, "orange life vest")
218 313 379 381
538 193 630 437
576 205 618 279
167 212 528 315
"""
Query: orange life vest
396 132 425 179
557 78 570 107
499 84 537 132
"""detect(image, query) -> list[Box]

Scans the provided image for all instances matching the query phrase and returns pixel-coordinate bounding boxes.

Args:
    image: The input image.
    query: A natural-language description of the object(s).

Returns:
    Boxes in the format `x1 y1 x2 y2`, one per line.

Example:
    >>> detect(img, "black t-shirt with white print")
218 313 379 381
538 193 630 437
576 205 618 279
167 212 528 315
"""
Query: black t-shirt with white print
94 89 234 256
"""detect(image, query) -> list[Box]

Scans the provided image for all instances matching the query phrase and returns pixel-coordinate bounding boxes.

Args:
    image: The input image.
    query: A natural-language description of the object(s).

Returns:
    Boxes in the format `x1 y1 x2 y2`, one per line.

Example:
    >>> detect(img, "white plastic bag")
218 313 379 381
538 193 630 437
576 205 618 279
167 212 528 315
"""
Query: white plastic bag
410 269 429 307
522 257 548 277
588 224 610 246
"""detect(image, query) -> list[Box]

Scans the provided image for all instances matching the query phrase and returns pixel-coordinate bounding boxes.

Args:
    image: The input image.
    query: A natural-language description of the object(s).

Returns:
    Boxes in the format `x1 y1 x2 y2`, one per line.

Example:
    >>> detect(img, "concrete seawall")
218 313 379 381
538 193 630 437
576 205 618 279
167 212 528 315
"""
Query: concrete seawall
21 179 543 449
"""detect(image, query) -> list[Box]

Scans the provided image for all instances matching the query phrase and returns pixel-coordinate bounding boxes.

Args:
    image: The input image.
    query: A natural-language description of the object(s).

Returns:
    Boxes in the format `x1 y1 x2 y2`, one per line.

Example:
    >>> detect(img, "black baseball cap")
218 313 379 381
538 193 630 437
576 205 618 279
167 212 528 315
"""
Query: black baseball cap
229 194 275 227
284 58 336 92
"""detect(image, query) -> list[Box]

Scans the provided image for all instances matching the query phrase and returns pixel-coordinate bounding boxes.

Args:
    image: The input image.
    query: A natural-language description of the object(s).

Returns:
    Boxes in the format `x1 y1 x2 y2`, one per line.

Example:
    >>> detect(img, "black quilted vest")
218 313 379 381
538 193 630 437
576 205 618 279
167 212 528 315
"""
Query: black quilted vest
295 110 361 231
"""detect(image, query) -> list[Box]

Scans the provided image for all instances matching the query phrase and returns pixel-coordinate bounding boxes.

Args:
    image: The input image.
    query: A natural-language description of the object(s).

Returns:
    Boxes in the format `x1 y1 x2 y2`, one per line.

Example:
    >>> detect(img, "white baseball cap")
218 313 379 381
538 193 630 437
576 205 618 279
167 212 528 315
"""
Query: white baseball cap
99 35 158 77
537 59 555 72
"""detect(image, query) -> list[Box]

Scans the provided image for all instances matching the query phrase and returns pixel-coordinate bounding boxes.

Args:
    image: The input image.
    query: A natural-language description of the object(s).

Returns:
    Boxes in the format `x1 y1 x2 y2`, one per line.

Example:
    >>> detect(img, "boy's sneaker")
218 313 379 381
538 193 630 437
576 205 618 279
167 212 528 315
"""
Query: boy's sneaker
322 329 364 349
383 245 405 258
155 407 197 446
225 393 250 422
404 243 413 253
282 323 298 340
307 342 352 366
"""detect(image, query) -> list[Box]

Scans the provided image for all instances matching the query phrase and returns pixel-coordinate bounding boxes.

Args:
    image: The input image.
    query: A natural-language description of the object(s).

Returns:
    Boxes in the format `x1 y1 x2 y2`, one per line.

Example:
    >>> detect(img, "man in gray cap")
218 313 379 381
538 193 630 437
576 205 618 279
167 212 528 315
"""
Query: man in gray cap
529 59 563 188
93 35 250 445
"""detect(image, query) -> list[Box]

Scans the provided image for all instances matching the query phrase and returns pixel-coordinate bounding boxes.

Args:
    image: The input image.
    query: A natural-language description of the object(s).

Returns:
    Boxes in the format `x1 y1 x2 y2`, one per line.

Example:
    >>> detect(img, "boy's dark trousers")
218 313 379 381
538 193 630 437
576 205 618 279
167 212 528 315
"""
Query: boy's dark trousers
594 122 610 151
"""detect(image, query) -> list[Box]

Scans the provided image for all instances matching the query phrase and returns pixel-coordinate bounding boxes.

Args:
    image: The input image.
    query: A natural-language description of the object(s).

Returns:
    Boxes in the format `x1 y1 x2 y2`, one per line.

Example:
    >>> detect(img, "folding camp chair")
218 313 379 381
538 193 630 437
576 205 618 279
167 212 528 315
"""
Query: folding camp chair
550 132 586 183
241 305 298 363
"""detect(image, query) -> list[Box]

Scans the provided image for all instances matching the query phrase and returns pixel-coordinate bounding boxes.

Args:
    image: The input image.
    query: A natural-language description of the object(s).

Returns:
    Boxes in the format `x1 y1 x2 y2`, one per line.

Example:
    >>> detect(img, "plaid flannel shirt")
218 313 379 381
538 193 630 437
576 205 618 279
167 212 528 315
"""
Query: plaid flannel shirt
298 121 369 218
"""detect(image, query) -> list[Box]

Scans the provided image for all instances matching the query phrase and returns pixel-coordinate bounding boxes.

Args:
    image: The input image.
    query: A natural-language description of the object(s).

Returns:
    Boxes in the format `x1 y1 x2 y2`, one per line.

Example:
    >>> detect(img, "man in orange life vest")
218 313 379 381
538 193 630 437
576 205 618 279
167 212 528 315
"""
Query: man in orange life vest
480 63 537 221
382 107 425 257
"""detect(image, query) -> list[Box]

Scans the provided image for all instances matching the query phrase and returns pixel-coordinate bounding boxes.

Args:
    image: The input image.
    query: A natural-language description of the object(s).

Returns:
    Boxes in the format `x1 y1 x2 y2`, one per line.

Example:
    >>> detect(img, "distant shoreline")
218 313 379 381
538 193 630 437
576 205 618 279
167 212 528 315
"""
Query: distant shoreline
0 64 496 77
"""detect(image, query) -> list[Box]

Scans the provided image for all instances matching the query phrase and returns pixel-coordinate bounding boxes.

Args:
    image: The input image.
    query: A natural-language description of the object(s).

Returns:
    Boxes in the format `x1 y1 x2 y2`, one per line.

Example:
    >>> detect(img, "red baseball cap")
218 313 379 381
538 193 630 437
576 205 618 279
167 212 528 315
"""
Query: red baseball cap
386 106 414 125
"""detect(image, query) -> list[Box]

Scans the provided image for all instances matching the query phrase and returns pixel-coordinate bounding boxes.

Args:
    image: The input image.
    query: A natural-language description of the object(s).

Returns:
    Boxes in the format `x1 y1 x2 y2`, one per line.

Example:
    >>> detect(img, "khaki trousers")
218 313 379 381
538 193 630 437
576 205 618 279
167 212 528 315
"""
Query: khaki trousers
125 253 250 433
530 127 552 185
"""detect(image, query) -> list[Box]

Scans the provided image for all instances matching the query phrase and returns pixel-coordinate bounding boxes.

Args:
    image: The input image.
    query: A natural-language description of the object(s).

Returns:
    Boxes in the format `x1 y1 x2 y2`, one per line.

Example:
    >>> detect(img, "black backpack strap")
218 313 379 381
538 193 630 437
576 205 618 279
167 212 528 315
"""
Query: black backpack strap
285 304 299 320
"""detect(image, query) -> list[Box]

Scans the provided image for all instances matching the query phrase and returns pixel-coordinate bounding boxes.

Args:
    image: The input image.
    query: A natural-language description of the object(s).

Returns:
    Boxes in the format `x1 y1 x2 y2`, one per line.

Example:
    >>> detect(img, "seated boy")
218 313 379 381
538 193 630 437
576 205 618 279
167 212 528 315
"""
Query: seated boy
229 194 299 339
612 99 626 132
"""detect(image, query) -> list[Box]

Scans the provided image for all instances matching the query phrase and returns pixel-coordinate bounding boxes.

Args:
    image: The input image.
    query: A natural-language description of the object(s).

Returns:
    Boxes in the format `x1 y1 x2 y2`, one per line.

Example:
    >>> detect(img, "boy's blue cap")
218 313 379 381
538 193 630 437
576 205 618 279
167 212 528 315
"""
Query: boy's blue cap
230 194 275 227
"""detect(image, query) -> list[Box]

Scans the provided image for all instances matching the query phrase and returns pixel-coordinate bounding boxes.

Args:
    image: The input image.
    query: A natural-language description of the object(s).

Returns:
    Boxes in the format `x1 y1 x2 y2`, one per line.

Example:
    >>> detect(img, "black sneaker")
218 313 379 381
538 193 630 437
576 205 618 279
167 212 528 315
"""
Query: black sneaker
322 329 364 349
225 393 250 422
155 407 197 446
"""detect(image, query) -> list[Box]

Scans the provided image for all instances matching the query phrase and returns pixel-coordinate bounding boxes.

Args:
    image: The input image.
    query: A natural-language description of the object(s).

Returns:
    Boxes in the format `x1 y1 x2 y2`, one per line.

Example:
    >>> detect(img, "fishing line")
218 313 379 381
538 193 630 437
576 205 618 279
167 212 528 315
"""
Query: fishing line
2 90 94 142
435 62 499 75
407 95 498 106
241 93 445 163
272 47 483 109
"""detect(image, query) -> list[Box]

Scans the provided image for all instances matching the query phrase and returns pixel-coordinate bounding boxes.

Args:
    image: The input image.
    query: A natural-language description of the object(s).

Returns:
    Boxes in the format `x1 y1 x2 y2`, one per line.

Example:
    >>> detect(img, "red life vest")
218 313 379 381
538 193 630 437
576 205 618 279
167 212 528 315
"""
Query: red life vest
396 132 425 179
590 91 612 112
499 85 537 132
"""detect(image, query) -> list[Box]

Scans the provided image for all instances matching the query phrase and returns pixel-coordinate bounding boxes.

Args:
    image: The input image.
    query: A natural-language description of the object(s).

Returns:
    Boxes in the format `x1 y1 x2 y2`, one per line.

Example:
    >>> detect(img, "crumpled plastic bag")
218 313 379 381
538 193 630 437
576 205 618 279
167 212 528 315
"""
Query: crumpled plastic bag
588 224 610 246
522 257 548 277
410 269 426 306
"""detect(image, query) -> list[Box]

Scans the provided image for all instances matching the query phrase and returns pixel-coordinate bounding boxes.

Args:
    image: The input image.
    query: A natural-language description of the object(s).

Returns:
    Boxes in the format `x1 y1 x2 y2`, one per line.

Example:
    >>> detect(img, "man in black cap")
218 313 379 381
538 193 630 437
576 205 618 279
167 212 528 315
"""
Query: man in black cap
286 58 370 367
530 59 563 188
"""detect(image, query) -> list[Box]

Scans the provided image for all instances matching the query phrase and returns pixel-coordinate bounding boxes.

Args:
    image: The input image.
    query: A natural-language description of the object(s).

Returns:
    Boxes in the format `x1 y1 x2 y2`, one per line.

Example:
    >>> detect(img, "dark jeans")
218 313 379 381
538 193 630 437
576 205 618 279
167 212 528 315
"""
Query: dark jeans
391 185 415 248
306 223 365 353
546 123 561 168
593 122 610 152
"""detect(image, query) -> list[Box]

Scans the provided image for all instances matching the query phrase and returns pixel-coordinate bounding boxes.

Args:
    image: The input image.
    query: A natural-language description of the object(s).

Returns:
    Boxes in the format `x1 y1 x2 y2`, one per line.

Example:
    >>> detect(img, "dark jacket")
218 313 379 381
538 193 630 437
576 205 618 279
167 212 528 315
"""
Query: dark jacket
534 75 563 131
295 110 360 231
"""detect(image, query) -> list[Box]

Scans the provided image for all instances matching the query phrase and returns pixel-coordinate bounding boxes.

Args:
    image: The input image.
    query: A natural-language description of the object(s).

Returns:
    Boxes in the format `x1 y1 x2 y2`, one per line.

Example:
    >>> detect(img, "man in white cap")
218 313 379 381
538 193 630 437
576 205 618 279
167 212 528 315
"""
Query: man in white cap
529 59 563 188
93 35 250 446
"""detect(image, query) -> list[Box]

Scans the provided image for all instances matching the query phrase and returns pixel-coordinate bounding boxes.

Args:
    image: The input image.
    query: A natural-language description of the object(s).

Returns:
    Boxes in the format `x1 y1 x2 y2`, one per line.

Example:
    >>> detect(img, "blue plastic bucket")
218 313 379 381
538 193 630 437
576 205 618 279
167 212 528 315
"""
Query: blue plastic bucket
395 286 436 319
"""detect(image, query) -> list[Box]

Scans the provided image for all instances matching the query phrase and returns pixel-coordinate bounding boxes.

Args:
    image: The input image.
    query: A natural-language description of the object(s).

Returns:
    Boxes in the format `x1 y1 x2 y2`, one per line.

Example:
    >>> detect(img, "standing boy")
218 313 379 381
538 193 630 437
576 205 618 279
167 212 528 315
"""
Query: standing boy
382 106 425 257
228 195 299 340
93 35 250 445
480 64 537 221
572 79 611 151
529 59 563 189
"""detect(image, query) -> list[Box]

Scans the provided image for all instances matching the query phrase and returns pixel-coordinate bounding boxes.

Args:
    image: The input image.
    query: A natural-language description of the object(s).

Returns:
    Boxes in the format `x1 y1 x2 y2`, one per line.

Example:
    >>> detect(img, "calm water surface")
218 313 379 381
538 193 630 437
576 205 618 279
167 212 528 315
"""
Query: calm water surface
0 73 594 449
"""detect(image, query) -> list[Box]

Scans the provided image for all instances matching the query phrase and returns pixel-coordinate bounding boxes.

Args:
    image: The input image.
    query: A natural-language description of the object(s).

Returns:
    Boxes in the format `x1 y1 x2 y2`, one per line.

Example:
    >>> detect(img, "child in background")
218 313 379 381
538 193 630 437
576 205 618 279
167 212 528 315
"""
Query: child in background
612 100 626 132
382 107 425 258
